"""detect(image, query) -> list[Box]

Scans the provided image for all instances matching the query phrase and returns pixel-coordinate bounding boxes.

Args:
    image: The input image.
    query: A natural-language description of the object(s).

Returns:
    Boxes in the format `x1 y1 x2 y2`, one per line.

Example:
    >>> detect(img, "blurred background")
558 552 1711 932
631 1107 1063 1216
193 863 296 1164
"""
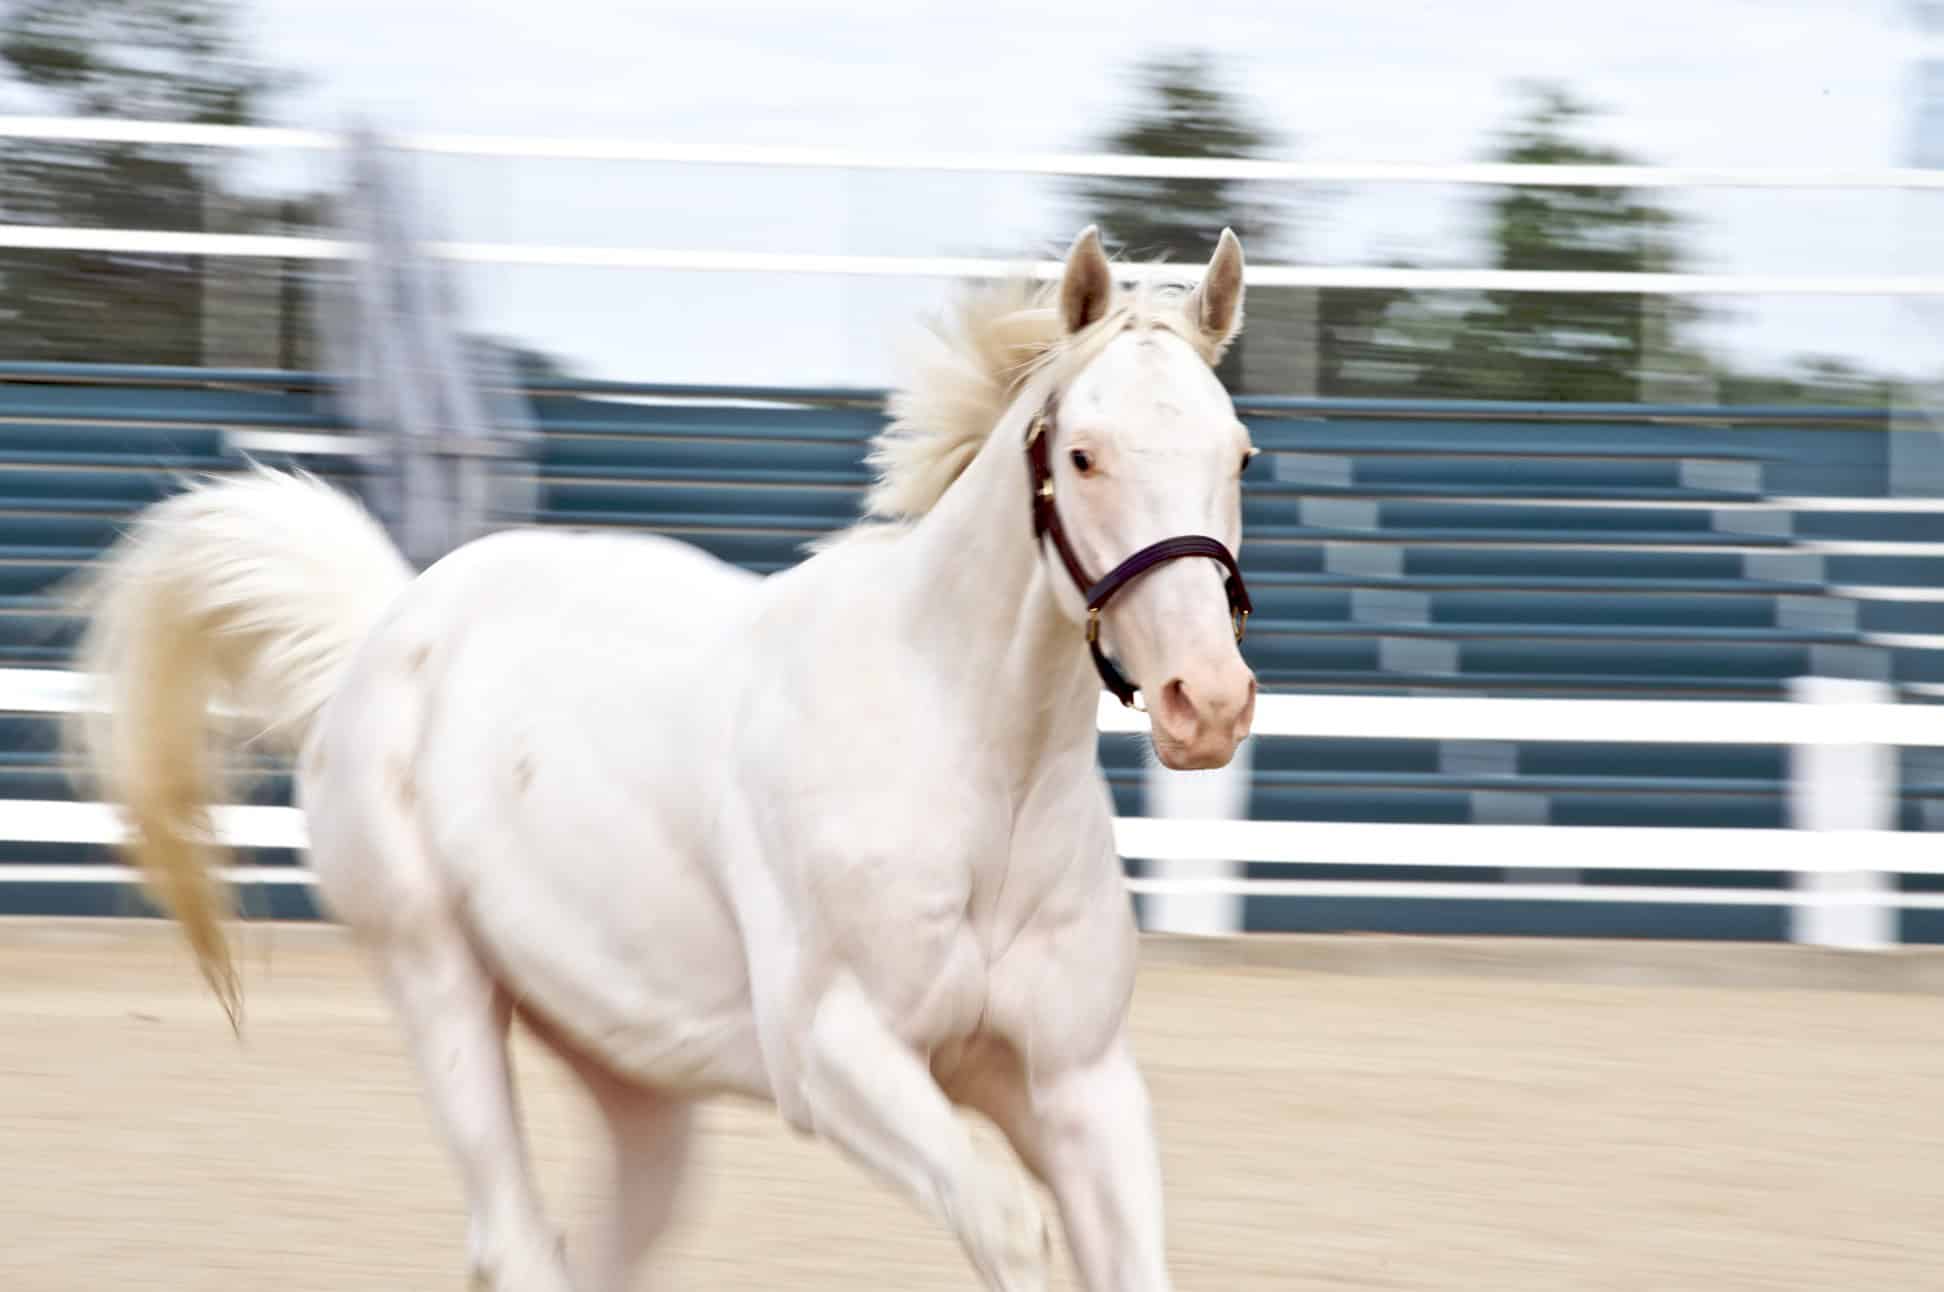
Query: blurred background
0 0 1932 396
15 14 1944 1287
5 0 1944 948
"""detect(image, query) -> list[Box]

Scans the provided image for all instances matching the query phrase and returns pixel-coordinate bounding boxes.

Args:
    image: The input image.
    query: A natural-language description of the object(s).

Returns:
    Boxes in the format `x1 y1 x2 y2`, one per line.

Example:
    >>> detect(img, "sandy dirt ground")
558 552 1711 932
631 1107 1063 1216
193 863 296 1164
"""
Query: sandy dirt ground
3 921 1943 1291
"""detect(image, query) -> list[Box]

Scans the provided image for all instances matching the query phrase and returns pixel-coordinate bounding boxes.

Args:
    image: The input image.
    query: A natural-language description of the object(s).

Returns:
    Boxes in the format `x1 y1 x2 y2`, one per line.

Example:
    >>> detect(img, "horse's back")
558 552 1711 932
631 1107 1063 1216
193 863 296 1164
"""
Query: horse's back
433 525 763 637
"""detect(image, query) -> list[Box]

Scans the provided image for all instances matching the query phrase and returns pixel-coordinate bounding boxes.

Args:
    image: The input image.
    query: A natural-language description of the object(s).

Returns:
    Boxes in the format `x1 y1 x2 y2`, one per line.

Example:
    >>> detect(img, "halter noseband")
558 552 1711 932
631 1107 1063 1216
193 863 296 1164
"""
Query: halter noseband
1025 394 1253 710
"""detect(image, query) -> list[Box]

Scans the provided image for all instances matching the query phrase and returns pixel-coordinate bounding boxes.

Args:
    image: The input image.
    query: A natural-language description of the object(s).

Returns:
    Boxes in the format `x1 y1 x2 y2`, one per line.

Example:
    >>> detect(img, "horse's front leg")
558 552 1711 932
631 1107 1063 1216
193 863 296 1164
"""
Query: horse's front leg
973 1034 1173 1292
794 973 1050 1292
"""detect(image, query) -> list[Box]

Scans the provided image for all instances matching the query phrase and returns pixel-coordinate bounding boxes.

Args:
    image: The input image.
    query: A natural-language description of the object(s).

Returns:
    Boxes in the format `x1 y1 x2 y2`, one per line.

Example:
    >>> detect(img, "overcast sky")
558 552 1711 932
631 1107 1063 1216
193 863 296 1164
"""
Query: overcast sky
224 0 1940 387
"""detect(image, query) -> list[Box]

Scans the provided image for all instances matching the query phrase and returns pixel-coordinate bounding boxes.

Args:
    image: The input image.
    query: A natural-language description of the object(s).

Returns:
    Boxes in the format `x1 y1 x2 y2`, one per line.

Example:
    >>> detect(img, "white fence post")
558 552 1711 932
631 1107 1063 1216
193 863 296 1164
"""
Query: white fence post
1141 737 1253 935
1788 675 1898 949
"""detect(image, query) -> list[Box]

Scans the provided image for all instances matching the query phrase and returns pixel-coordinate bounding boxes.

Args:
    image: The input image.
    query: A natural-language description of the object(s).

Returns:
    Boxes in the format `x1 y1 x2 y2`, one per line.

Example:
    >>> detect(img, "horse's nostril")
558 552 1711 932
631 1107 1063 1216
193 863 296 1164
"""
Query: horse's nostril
1158 678 1196 734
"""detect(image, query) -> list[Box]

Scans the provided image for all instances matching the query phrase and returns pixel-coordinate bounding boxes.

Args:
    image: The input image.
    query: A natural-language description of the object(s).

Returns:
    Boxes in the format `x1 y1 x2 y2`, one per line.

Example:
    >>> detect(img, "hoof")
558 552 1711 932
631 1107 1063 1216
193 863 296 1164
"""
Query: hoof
465 1230 577 1292
972 1158 1050 1292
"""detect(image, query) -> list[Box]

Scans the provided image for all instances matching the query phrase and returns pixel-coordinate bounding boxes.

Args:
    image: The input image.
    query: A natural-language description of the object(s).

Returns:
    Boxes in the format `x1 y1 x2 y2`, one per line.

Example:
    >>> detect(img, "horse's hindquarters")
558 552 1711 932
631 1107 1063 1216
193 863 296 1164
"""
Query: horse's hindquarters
436 736 764 1098
306 527 771 1101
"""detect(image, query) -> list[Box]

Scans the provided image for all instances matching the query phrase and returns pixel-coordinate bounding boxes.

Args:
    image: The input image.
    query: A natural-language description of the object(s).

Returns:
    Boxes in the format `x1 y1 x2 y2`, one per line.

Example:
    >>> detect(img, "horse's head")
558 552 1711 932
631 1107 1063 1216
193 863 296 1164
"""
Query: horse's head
1034 225 1257 771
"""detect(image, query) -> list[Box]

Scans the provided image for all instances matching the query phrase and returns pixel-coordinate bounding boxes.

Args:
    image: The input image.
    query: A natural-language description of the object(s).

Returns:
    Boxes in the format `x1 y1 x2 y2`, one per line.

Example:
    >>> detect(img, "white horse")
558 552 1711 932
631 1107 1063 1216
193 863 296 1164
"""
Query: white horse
70 225 1259 1292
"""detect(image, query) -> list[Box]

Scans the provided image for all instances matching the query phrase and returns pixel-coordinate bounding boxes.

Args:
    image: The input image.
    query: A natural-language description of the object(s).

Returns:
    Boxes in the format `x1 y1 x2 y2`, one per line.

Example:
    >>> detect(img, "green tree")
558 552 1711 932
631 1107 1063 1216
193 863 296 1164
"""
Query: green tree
1068 49 1289 389
1312 258 1446 398
1413 81 1703 402
1715 354 1891 408
0 0 299 364
1070 50 1277 264
1070 50 1454 397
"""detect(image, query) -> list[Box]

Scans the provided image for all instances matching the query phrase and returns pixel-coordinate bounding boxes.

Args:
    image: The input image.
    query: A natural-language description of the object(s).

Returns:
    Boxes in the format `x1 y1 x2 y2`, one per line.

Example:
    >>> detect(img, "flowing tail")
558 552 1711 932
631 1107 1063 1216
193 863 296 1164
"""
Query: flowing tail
67 466 413 1027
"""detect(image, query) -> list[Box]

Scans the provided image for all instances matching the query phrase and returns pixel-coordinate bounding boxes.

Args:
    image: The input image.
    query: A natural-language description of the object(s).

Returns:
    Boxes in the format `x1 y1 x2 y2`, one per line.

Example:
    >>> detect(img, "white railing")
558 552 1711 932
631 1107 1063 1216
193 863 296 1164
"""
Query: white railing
3 116 1941 296
0 667 1934 950
4 117 1940 946
12 224 1944 296
7 116 1944 186
1121 675 1927 949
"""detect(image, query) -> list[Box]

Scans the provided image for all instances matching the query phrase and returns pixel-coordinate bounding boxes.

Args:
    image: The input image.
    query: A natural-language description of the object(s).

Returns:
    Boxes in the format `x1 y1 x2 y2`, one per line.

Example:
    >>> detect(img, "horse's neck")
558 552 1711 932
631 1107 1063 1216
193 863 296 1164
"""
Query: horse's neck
899 399 1101 769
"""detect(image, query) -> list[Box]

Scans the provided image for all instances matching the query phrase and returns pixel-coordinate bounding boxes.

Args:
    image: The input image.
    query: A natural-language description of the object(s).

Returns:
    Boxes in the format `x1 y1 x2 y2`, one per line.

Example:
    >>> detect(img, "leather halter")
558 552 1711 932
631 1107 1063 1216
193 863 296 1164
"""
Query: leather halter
1025 394 1253 710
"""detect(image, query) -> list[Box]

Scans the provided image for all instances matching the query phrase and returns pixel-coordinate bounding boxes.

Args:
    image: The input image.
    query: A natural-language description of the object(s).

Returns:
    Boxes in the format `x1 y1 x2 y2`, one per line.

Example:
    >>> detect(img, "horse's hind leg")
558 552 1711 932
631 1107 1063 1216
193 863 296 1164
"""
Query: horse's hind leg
581 1079 693 1292
525 1019 695 1292
378 925 576 1292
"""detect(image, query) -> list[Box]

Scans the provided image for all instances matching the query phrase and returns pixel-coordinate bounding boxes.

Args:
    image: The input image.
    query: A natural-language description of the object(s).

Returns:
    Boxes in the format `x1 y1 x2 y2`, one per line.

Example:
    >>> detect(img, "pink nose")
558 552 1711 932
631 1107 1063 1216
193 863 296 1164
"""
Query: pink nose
1151 665 1257 770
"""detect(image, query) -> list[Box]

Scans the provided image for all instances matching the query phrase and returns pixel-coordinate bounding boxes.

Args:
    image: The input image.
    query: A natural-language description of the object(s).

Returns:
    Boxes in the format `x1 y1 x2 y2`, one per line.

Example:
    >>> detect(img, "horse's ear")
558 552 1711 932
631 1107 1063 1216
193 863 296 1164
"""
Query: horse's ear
1059 225 1115 334
1189 227 1246 359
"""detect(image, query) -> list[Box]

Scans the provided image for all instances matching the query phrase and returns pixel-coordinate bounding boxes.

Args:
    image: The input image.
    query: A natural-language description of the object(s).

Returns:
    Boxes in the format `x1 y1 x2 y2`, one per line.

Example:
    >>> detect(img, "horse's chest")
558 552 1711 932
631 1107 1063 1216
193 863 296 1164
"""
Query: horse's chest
740 707 1111 1050
797 843 991 1042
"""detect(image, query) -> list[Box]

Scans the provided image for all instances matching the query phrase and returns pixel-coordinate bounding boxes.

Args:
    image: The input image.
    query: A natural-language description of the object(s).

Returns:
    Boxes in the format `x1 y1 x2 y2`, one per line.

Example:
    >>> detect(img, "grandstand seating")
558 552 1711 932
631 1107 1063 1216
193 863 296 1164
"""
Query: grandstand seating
1 362 1940 940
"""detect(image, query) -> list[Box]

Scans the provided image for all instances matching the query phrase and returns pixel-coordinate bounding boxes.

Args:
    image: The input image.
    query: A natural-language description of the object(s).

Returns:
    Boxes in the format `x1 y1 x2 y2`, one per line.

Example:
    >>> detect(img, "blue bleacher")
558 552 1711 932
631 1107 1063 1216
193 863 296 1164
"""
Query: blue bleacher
0 363 1939 938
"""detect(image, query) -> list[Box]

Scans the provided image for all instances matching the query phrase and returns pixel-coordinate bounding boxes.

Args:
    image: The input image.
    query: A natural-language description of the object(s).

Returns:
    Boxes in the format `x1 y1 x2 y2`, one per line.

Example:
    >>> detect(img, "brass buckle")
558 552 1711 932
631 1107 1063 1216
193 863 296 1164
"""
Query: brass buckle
1026 413 1048 446
1233 607 1250 642
1086 607 1102 644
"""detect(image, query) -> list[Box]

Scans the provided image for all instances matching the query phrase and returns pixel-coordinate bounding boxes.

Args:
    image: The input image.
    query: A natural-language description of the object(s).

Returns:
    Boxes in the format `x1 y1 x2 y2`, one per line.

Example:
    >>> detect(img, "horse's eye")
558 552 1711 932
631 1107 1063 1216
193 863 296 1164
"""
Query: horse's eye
1069 449 1094 475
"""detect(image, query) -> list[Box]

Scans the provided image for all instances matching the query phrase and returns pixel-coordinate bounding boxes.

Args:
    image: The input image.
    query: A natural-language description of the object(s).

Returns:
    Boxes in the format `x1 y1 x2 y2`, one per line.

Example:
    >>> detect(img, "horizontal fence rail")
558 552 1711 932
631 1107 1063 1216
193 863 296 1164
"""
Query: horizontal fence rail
5 116 1944 188
5 225 1941 295
0 668 1935 948
5 116 1943 295
1096 691 1944 746
7 664 1934 746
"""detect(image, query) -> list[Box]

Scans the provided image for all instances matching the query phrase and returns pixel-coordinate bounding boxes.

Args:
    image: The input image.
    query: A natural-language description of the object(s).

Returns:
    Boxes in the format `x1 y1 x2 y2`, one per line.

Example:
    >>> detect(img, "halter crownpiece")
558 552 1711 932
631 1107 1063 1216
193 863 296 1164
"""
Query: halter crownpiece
1025 395 1253 710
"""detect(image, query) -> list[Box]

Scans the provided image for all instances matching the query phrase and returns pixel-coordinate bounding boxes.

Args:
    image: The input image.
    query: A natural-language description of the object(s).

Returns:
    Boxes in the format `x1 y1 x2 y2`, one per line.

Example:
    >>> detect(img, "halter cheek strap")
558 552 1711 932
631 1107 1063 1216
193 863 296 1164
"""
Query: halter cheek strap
1025 397 1253 710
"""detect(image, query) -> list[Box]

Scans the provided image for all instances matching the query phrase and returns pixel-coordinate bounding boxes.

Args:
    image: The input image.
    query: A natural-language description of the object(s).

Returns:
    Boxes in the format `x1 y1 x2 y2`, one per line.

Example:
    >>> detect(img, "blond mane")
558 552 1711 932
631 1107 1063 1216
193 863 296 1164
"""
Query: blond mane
820 264 1231 549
